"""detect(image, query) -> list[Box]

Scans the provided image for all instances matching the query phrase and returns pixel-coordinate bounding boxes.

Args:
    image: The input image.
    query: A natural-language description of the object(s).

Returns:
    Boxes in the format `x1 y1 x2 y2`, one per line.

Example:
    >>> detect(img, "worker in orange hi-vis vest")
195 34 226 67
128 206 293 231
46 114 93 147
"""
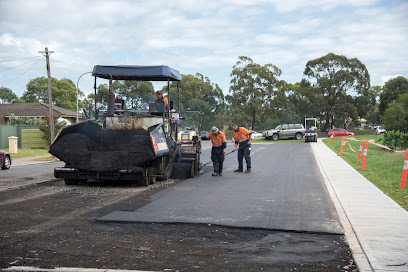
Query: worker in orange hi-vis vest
200 126 227 176
154 90 168 106
231 123 252 173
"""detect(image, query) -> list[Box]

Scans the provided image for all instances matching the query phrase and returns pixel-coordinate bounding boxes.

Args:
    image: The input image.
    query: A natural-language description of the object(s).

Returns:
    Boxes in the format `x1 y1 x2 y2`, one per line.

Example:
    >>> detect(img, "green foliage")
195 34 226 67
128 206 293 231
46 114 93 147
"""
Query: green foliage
0 87 18 103
37 116 66 146
264 112 300 130
8 113 41 125
303 53 370 131
382 92 408 132
381 131 408 150
227 56 286 130
22 77 84 110
113 80 155 110
166 73 225 131
379 76 408 116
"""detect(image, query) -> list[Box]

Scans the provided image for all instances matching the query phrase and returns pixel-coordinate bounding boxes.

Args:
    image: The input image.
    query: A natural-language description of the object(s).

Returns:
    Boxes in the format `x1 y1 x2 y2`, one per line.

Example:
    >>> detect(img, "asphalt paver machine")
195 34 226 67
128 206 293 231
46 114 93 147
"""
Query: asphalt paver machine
51 65 201 185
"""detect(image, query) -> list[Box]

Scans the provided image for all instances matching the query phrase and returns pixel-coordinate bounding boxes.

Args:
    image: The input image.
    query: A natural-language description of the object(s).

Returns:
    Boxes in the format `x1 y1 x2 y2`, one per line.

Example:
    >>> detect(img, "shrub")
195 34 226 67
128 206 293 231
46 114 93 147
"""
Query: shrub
37 115 66 146
381 130 408 150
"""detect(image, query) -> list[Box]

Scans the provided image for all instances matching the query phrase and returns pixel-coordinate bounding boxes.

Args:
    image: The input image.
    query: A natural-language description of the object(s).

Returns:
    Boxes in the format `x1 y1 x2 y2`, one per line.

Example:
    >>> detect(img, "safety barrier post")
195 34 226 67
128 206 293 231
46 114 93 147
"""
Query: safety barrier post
340 137 345 156
361 140 368 170
356 138 365 162
401 148 408 190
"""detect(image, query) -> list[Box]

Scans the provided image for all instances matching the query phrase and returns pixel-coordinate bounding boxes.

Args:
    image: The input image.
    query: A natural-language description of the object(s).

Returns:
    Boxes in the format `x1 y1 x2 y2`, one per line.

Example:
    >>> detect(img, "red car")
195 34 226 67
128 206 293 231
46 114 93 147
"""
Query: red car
0 150 11 170
328 128 355 137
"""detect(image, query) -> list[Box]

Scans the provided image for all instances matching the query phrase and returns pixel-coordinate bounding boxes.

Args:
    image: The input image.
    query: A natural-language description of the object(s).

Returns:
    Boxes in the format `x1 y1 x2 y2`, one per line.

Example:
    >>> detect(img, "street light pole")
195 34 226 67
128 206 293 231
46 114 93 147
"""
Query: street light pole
76 72 92 123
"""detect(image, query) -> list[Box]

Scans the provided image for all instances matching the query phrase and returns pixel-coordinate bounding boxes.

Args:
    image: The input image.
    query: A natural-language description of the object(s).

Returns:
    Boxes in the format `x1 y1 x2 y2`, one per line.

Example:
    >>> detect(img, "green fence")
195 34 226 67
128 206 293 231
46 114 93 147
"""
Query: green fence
0 125 39 148
21 129 47 149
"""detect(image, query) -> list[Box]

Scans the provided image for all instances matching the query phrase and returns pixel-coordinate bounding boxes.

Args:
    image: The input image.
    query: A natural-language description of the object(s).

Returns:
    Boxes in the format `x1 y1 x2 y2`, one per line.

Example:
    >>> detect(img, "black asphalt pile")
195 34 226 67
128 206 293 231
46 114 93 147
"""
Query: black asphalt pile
171 162 192 179
50 133 155 172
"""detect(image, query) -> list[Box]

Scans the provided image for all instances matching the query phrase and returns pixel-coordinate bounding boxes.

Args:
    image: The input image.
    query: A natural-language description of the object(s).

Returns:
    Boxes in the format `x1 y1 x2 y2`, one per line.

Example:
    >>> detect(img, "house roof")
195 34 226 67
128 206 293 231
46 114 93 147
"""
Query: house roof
0 103 77 118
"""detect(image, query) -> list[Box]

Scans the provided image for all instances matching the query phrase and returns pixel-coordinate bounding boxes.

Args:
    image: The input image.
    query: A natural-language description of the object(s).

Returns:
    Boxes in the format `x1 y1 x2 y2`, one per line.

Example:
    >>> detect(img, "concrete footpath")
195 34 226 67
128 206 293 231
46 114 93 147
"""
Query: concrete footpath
312 139 408 272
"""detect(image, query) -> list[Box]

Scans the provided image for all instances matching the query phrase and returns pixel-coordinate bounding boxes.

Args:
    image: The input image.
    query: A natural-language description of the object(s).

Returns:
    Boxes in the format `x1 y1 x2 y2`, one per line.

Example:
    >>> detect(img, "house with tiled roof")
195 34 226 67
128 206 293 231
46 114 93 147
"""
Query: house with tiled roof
0 103 80 125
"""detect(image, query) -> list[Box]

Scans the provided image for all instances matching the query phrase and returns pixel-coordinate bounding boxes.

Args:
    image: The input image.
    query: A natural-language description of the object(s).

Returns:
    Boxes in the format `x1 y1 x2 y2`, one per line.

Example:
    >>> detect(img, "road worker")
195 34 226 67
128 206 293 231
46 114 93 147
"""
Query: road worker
231 123 252 173
201 126 227 176
154 90 169 106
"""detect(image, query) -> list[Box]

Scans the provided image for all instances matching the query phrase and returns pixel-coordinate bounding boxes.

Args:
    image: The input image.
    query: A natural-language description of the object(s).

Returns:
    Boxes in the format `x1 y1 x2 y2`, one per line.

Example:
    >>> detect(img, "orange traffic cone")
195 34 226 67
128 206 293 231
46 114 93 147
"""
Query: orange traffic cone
361 140 368 170
356 138 365 162
401 148 408 190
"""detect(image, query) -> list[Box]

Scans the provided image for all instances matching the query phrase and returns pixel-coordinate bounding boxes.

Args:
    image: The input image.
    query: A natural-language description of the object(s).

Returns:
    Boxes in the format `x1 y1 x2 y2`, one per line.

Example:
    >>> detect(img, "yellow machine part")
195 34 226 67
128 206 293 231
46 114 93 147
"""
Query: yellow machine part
178 130 197 141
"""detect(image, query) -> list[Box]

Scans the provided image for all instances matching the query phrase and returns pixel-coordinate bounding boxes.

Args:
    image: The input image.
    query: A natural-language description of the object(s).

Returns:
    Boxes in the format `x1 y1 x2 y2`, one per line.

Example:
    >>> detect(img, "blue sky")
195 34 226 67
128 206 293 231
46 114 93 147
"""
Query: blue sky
0 0 407 98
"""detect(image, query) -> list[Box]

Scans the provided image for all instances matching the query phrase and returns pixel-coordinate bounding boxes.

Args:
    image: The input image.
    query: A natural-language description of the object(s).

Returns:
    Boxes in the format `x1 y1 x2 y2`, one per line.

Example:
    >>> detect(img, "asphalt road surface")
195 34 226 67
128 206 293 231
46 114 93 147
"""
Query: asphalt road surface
0 142 356 271
0 161 64 192
100 142 343 234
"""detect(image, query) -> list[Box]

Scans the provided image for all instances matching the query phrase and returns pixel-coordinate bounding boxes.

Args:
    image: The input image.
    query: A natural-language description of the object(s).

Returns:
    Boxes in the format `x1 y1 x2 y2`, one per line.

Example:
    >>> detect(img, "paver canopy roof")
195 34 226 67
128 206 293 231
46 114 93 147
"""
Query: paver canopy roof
92 65 181 81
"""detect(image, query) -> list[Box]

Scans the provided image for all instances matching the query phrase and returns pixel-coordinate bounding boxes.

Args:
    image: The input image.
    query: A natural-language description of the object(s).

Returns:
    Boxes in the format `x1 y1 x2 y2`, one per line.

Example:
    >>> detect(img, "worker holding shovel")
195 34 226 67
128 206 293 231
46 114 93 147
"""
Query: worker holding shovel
231 123 252 173
200 126 227 176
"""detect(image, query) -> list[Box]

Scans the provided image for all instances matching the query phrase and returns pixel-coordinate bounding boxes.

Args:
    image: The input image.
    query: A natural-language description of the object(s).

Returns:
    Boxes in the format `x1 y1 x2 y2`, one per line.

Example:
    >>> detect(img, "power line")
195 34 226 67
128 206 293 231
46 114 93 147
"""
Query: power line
0 58 41 73
0 56 42 62
0 59 42 86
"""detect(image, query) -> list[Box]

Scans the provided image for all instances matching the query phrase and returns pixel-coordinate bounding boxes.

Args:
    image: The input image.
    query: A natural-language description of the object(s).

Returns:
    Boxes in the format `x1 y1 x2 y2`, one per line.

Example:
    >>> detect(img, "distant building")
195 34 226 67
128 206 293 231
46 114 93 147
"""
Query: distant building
0 103 80 125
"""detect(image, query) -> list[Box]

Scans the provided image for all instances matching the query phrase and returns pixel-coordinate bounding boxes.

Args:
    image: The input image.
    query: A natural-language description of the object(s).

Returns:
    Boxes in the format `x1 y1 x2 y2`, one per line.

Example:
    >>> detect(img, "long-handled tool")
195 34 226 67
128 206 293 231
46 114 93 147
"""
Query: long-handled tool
202 143 250 167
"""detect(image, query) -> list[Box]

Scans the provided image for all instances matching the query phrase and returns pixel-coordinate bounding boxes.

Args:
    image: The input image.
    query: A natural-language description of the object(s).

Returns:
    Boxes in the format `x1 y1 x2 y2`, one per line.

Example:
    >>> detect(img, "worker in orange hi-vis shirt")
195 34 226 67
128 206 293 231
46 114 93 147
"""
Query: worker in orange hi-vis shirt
154 90 168 106
201 126 227 176
231 123 252 173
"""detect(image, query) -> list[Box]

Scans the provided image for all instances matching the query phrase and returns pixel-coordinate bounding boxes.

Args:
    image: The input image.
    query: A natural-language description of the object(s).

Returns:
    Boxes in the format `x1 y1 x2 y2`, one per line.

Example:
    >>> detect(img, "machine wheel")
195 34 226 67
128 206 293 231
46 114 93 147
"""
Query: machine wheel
64 179 80 185
305 137 309 143
1 155 11 170
272 134 279 141
295 133 302 140
314 136 318 142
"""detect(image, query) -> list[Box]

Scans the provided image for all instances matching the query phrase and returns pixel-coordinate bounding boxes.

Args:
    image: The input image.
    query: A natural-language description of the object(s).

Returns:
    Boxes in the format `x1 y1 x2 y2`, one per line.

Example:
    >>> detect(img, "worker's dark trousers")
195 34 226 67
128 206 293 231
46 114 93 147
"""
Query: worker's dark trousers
238 143 251 170
211 146 224 173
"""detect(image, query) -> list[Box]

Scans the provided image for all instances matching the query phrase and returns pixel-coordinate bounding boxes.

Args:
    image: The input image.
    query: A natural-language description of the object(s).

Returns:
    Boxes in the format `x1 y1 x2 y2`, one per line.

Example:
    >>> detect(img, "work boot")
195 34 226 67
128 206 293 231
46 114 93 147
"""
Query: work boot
245 168 251 173
212 172 219 176
234 169 243 173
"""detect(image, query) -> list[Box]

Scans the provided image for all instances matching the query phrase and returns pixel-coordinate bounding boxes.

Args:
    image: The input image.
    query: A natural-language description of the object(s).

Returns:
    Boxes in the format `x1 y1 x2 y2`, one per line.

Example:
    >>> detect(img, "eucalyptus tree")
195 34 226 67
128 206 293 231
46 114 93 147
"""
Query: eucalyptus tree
303 53 370 130
226 56 286 130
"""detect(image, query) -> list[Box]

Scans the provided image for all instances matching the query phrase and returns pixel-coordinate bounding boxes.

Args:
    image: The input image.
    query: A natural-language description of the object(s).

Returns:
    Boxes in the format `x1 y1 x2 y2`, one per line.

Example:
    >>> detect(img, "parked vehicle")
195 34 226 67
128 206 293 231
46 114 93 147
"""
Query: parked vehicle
263 124 305 141
0 150 11 170
199 131 209 139
328 128 355 137
304 117 318 143
251 131 263 139
375 126 386 135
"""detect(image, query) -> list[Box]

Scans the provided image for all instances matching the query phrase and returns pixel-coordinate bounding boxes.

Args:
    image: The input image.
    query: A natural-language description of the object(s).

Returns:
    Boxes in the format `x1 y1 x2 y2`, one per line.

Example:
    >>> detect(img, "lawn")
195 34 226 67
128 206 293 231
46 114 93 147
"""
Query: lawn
1 148 50 159
322 135 408 211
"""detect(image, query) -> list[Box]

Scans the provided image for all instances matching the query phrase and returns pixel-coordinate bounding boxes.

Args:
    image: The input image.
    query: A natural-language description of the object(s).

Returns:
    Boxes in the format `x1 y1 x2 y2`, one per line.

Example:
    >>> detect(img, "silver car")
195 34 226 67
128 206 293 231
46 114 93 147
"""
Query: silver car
263 124 305 141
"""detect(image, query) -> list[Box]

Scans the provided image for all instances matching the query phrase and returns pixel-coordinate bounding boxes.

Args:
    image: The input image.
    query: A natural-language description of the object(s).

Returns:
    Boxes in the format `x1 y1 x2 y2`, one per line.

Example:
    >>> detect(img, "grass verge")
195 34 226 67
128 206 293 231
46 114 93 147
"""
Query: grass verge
322 135 408 211
2 148 50 159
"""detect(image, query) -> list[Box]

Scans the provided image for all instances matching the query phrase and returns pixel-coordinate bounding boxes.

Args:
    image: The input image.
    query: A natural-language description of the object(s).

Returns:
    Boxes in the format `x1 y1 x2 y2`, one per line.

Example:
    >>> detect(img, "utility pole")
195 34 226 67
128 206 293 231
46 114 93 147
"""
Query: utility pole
39 47 55 144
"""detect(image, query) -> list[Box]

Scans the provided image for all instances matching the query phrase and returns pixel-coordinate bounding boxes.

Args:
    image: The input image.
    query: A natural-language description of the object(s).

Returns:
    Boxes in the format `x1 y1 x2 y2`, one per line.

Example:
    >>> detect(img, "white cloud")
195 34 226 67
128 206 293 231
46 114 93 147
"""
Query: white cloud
0 0 407 98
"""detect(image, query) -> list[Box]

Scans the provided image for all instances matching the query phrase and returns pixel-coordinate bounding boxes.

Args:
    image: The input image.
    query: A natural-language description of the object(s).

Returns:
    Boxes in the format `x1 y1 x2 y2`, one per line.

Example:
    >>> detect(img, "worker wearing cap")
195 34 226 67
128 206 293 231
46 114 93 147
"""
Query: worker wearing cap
202 126 227 176
154 91 168 106
231 123 252 173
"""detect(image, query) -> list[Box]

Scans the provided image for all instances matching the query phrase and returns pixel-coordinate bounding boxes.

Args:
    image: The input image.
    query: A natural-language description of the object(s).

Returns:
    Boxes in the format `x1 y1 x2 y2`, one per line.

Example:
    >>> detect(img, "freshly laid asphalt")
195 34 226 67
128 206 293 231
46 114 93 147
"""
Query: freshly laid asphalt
6 138 408 272
99 142 343 234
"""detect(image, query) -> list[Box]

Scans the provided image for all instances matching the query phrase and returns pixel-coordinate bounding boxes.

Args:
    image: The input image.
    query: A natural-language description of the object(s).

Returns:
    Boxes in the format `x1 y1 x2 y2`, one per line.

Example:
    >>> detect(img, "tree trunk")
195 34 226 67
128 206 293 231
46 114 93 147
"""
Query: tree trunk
251 109 256 130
